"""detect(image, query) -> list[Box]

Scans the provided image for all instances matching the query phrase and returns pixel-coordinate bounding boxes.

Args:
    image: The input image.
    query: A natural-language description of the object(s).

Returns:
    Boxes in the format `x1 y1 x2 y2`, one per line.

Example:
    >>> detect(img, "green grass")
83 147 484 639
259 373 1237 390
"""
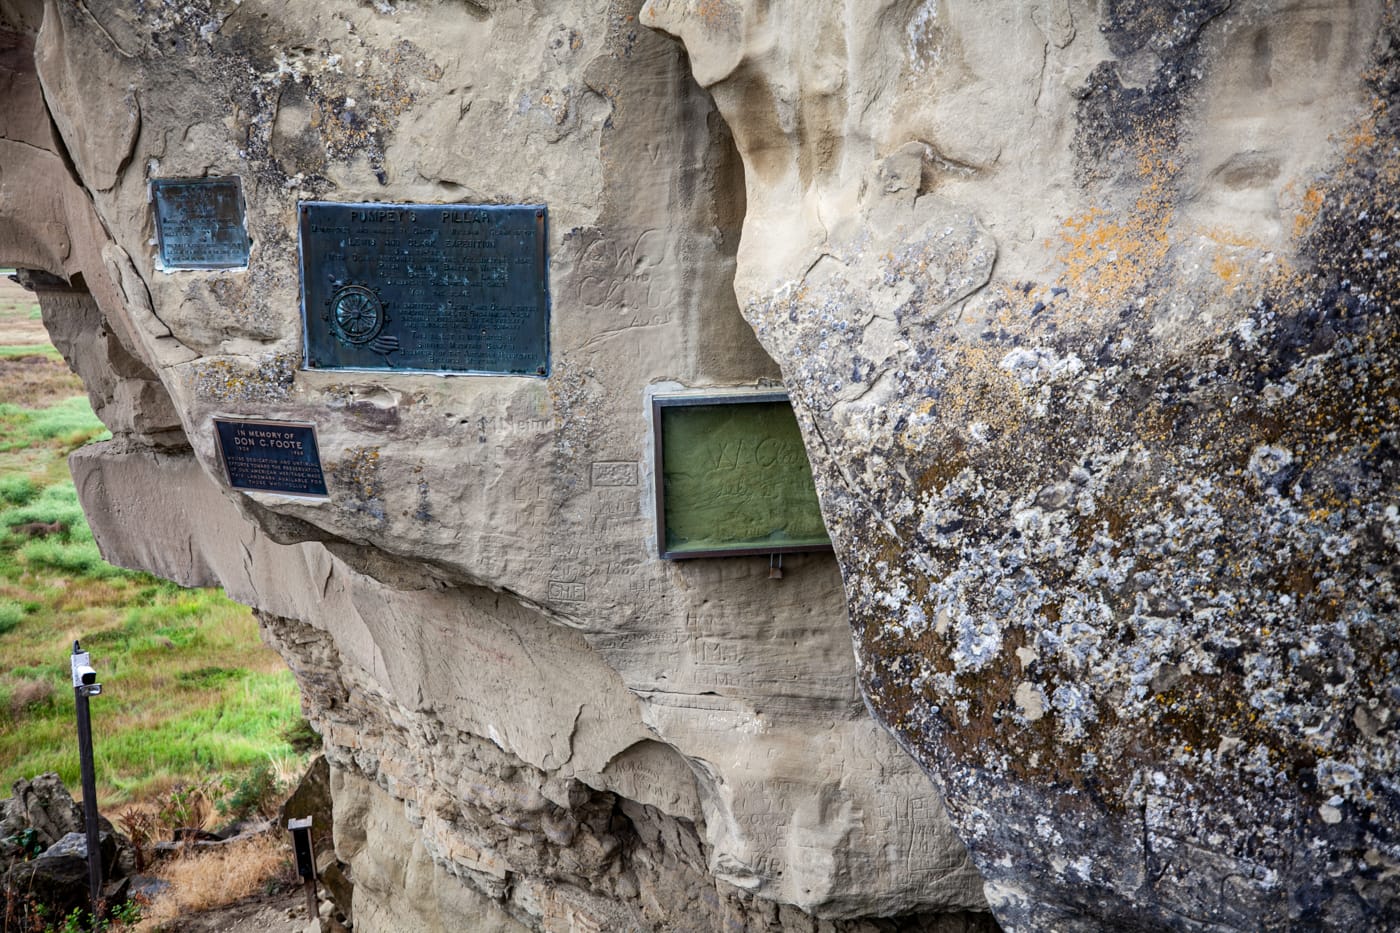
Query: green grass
0 474 37 505
0 341 306 808
0 345 59 359
0 600 25 635
0 396 109 452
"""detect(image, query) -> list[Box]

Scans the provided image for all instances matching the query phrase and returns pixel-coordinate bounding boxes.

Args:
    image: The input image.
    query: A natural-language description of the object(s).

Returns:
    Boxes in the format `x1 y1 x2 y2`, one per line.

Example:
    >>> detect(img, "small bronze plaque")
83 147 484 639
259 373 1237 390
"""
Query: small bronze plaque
653 393 832 559
299 202 549 375
214 418 328 497
151 177 250 269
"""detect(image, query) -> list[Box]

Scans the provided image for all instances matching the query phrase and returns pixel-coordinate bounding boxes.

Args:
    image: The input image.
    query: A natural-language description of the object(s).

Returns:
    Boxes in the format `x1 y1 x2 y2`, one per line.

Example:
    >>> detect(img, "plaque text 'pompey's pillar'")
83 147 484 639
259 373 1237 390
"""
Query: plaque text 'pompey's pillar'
299 202 549 375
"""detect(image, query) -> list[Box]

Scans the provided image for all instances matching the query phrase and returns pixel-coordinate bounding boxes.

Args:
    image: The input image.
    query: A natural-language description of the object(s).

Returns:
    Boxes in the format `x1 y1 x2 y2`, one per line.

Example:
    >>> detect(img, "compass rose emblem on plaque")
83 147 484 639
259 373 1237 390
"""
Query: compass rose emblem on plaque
327 284 386 346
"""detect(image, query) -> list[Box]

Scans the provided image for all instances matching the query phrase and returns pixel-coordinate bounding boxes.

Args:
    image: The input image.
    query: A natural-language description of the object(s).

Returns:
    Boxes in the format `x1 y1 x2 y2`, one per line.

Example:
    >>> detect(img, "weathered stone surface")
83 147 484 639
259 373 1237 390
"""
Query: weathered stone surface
281 756 333 859
0 774 83 855
6 0 1395 930
643 0 1400 929
70 441 990 930
2 854 88 931
39 830 117 879
1 1 991 928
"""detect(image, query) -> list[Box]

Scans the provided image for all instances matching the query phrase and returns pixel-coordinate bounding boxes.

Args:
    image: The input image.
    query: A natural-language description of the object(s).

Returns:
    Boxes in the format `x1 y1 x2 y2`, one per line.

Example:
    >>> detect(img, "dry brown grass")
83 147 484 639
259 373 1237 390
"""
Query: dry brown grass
137 832 293 930
7 678 53 717
0 356 83 409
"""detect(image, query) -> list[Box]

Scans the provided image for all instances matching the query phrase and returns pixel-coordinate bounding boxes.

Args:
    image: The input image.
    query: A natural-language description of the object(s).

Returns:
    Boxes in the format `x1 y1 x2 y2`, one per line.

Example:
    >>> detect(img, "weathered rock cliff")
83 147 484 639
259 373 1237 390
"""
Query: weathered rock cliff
645 0 1399 929
1 0 1396 931
1 0 989 930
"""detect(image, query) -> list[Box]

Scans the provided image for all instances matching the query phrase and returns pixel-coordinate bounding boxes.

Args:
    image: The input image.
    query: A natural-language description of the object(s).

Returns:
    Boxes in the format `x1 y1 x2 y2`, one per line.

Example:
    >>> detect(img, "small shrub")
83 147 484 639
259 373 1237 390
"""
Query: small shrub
149 624 201 649
115 808 155 873
42 899 142 933
25 396 104 442
156 780 223 836
0 475 36 505
8 678 54 718
18 539 125 579
0 600 24 635
78 627 129 649
2 485 89 537
6 826 42 858
218 762 282 822
283 717 321 753
177 666 246 689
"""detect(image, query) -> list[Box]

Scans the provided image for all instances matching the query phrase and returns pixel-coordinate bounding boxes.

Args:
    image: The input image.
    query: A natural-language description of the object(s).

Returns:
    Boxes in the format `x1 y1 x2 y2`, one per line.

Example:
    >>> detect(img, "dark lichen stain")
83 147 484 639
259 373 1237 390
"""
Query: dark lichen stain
1075 0 1231 183
330 446 387 525
744 4 1400 929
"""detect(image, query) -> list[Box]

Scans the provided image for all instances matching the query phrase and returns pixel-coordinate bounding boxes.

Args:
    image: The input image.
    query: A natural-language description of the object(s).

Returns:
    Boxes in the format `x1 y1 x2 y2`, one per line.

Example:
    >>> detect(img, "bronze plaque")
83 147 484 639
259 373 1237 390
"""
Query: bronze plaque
214 418 327 497
151 177 250 269
652 393 832 559
299 201 549 375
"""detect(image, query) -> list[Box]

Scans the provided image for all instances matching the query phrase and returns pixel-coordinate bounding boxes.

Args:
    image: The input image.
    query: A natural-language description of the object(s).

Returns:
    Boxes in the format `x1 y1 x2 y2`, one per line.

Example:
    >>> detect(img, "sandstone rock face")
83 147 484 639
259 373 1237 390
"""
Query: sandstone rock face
1 0 989 930
3 0 1396 930
642 0 1399 930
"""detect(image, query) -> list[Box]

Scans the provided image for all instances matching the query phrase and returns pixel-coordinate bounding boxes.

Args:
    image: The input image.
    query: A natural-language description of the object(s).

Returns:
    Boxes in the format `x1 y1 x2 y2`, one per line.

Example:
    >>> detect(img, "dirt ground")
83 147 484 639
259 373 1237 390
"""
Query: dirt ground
148 886 312 933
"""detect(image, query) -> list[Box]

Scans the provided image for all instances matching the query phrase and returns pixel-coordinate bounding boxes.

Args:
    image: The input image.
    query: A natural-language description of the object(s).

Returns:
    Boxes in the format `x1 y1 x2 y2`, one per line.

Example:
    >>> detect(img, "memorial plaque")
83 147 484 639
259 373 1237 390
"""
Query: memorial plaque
214 418 328 497
652 393 832 559
299 201 549 375
151 177 251 269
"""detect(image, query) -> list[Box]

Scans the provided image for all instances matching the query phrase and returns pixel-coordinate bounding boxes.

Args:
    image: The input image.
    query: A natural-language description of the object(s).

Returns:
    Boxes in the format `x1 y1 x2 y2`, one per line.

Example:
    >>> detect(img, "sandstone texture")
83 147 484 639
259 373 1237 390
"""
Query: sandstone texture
1 0 989 930
1 0 1396 931
643 0 1400 930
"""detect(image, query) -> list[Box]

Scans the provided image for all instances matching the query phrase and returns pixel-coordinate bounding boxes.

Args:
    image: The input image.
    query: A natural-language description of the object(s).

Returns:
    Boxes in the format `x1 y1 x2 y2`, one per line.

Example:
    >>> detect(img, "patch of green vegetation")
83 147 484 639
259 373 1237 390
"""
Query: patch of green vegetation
26 396 107 443
18 538 129 578
0 337 306 809
283 717 321 753
0 475 37 505
0 344 60 359
2 483 91 535
177 666 248 688
0 600 24 635
0 396 106 453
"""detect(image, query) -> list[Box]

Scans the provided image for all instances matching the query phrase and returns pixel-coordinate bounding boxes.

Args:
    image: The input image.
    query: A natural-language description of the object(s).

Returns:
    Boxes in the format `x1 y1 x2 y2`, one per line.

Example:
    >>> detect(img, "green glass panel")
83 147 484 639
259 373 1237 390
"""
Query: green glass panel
660 399 830 555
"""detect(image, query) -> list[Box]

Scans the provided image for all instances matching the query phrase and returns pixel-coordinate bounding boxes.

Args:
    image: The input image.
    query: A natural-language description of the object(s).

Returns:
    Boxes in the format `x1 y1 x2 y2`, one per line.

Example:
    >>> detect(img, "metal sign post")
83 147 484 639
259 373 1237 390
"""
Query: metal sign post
70 641 103 927
288 816 318 921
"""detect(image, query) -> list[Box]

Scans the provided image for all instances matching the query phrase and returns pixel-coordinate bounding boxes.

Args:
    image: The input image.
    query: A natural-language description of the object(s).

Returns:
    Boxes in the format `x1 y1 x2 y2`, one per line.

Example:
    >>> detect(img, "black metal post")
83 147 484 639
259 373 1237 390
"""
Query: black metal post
288 817 318 922
71 641 102 927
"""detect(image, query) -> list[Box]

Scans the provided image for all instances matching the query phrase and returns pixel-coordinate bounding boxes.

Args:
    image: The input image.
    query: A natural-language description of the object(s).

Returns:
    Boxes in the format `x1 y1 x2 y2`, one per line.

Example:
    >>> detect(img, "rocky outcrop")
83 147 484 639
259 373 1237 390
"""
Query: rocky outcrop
0 774 82 859
2 0 1395 930
1 0 988 930
0 775 127 932
644 0 1400 930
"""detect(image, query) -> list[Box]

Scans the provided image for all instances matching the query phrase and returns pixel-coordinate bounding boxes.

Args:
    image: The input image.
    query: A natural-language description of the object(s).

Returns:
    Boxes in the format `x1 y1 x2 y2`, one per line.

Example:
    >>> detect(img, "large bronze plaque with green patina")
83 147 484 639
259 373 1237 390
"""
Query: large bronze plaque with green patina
653 393 831 559
299 201 549 375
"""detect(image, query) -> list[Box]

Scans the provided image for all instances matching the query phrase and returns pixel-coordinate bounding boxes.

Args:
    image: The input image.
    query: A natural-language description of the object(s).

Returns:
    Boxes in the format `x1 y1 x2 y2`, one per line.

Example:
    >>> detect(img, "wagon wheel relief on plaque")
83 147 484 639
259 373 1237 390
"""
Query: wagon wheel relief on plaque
326 285 400 357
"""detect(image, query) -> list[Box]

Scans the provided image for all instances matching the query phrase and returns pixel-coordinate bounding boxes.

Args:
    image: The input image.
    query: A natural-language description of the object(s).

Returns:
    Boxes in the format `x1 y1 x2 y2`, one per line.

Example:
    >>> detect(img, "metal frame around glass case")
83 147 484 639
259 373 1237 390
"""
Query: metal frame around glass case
652 392 833 560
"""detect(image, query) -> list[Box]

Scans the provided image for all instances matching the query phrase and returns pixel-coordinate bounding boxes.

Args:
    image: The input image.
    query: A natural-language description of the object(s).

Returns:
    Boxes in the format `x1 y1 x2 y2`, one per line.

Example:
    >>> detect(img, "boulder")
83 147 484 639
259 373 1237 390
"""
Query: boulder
37 831 117 879
2 855 88 933
1 774 82 854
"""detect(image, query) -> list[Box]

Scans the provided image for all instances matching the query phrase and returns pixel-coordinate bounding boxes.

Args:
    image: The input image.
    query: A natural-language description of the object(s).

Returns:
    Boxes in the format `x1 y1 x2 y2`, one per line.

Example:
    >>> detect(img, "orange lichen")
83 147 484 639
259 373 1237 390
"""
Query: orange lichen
1051 139 1176 308
1293 186 1325 240
1211 253 1241 287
